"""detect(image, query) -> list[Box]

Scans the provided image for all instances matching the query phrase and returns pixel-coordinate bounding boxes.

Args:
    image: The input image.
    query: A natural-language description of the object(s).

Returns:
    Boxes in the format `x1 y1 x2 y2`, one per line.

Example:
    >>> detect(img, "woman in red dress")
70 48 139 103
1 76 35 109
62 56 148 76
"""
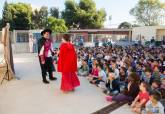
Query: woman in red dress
58 34 80 93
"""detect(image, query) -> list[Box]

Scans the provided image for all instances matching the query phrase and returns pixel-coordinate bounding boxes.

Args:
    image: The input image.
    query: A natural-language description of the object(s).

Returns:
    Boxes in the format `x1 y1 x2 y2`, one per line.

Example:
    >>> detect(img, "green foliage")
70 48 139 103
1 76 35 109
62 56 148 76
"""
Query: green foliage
61 0 78 28
31 6 48 29
62 0 106 29
2 0 106 30
31 9 40 29
132 24 141 27
39 6 48 27
47 16 68 33
2 2 32 30
118 22 132 29
2 1 12 28
79 0 96 12
50 7 59 18
130 0 165 26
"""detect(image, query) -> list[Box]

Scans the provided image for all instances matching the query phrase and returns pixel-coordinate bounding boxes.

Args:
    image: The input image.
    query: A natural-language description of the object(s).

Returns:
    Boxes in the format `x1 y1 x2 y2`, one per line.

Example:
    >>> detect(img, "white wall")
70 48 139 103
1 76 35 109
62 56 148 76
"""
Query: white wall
0 43 30 54
12 43 29 53
132 26 156 42
132 25 165 42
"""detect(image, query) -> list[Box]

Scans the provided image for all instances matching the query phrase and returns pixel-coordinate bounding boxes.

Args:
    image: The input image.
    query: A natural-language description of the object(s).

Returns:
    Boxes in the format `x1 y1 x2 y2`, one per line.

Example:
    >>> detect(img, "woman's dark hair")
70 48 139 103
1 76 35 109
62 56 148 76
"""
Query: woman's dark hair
144 68 152 73
128 72 140 83
63 34 70 42
97 63 103 70
106 66 114 73
152 80 161 88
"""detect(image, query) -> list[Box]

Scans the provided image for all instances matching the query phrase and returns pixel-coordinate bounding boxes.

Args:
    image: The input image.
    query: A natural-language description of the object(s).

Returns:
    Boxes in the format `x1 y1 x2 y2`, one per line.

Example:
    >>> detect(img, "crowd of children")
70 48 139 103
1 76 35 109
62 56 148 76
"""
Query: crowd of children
77 45 165 114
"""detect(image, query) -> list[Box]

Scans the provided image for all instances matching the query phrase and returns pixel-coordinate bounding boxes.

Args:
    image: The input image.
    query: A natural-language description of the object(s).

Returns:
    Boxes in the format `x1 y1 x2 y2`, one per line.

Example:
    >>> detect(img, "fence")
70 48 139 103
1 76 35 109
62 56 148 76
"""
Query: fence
0 30 130 53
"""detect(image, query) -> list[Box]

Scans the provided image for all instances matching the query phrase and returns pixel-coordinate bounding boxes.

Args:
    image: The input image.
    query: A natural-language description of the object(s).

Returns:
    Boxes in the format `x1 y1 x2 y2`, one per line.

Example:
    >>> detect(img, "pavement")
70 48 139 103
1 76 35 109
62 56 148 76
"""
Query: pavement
0 53 109 114
0 53 134 114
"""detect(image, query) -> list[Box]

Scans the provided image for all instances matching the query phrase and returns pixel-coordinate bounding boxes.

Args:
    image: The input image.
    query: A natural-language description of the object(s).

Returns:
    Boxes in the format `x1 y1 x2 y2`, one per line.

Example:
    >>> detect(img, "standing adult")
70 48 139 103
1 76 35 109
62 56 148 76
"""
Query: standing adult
38 29 57 84
58 34 80 93
33 37 37 53
29 34 34 53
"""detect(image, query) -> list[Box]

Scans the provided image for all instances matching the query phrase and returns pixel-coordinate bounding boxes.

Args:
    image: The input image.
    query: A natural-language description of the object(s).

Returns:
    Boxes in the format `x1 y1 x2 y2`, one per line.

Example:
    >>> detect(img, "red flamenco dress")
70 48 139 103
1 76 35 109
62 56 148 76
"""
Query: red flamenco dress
58 42 80 91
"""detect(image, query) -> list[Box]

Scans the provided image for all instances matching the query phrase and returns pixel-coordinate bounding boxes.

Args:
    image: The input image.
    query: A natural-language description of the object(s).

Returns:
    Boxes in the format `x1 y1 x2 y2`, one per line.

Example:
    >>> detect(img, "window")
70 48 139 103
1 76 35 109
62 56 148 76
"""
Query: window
16 33 29 43
33 33 41 41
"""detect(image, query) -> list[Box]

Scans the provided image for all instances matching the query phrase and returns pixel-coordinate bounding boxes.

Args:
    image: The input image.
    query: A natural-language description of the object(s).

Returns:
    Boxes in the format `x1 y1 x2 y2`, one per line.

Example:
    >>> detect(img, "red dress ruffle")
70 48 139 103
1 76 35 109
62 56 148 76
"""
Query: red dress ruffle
61 72 80 91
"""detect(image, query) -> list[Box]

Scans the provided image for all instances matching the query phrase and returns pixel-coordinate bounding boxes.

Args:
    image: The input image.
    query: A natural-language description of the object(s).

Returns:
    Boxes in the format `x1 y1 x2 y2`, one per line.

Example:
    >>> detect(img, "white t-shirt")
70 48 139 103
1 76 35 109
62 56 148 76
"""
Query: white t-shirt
114 68 119 79
104 55 110 61
77 60 82 68
99 70 107 82
145 100 164 114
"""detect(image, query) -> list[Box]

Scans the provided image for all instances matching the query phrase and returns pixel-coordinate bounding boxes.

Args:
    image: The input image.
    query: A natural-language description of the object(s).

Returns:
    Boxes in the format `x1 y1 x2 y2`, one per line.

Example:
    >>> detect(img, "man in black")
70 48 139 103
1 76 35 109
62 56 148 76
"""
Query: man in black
38 29 57 84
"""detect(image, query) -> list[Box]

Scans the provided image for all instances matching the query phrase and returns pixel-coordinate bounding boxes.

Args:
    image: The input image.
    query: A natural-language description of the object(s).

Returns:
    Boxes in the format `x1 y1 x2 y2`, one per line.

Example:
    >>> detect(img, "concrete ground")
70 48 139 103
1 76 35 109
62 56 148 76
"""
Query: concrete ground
0 53 134 114
110 104 133 114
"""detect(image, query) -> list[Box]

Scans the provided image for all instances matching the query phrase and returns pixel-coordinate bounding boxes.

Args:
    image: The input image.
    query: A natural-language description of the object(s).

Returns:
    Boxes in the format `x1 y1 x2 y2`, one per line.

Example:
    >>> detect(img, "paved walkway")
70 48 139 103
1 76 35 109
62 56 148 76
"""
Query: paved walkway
0 53 134 114
0 53 110 114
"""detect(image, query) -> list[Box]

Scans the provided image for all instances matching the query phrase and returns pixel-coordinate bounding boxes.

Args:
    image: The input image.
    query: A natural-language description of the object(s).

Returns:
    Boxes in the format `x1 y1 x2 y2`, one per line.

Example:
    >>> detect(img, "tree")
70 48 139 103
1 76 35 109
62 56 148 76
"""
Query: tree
78 0 106 29
31 6 48 29
31 9 40 29
61 0 78 28
132 24 141 27
47 16 68 33
2 1 12 28
118 22 132 29
39 6 48 28
2 2 32 30
50 7 59 18
62 0 106 29
79 0 96 12
130 0 165 26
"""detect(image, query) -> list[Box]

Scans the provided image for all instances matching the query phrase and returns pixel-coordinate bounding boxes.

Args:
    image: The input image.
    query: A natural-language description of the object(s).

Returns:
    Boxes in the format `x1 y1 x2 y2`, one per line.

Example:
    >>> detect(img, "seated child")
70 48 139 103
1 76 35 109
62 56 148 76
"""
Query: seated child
104 67 120 95
90 64 107 86
78 59 89 76
131 82 150 114
161 78 165 89
160 69 165 80
87 64 99 81
144 91 164 114
119 66 127 88
149 80 161 92
106 72 140 103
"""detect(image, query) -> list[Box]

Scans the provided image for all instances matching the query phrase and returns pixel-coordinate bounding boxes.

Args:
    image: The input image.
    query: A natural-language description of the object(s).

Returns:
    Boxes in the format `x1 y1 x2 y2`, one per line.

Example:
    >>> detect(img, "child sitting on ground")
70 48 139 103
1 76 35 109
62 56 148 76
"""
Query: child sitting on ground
161 78 165 89
131 82 150 114
106 72 140 104
144 91 164 114
78 59 89 76
149 80 161 92
104 67 120 96
87 63 99 81
89 64 107 86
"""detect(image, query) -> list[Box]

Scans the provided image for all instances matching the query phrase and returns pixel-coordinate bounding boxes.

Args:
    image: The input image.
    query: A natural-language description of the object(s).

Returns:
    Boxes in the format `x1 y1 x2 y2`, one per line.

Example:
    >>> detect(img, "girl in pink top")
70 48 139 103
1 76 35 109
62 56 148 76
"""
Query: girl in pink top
91 64 99 77
87 64 99 81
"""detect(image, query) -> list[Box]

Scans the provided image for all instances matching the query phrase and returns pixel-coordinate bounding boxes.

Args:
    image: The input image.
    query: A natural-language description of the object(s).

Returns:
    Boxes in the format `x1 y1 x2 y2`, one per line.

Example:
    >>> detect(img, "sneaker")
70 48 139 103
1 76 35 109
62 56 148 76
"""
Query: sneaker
105 96 113 102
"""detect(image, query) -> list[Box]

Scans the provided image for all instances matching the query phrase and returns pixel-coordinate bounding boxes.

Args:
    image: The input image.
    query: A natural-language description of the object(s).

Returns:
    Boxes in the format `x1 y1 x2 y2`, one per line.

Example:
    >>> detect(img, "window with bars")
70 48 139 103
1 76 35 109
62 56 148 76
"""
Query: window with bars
16 33 29 43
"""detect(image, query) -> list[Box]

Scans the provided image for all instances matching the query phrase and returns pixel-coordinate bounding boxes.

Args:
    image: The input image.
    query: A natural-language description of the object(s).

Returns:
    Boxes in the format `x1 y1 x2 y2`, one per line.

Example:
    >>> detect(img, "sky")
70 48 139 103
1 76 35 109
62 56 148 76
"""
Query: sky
0 0 164 28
